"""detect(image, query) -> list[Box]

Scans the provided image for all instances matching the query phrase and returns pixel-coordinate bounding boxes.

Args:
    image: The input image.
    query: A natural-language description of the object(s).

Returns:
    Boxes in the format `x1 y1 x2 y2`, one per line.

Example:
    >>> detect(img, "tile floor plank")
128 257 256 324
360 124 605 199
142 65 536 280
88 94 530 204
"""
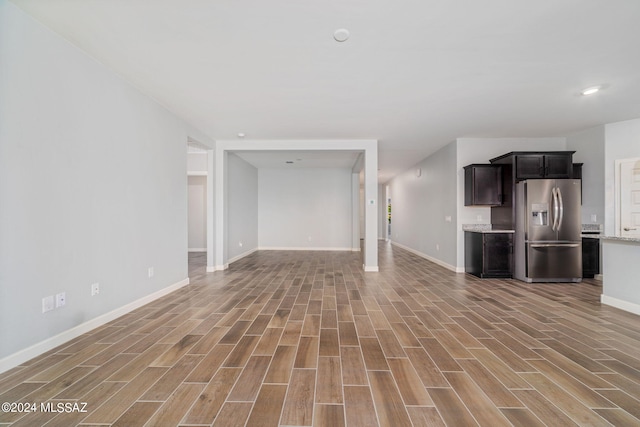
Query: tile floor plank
387 358 432 405
111 401 162 427
444 371 513 427
500 407 548 427
457 359 523 408
520 372 612 426
406 406 446 427
359 338 390 371
184 343 234 383
245 384 287 427
82 366 168 424
343 385 378 427
314 404 345 427
263 345 297 384
428 387 480 426
280 369 316 426
211 401 253 427
182 367 242 425
368 370 412 427
227 355 271 401
144 383 205 427
316 356 343 404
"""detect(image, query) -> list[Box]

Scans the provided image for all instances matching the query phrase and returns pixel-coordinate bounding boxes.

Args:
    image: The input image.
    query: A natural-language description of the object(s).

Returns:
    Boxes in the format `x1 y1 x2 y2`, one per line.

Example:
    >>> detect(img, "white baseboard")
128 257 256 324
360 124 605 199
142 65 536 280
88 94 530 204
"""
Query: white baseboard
228 248 258 264
188 248 206 252
205 264 229 272
390 241 462 273
258 246 354 251
363 265 379 272
601 294 640 316
595 274 603 281
0 277 190 375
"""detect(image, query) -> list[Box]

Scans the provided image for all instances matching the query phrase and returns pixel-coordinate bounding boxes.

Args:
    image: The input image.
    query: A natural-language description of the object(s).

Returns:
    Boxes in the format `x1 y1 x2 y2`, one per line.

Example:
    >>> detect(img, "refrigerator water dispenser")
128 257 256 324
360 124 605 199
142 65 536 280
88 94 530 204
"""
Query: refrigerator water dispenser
531 203 548 226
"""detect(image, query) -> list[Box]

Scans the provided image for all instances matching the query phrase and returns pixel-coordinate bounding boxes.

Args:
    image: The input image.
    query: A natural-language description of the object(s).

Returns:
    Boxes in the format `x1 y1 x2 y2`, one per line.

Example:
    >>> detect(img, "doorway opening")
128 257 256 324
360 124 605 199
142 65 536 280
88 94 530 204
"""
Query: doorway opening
386 185 391 241
616 157 640 237
187 141 212 276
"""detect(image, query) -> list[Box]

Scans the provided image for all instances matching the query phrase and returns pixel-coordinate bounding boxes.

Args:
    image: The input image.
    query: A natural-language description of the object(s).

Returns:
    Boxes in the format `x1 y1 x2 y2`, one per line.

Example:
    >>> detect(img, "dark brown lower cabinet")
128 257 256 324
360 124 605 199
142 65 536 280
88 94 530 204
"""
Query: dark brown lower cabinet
582 237 600 278
465 231 513 278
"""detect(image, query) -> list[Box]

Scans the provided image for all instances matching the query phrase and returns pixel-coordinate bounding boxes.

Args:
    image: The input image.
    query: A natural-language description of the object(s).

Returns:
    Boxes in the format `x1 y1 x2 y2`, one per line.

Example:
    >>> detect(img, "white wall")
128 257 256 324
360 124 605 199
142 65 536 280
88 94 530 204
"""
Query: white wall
388 142 458 270
258 168 353 250
187 152 208 173
188 176 207 251
600 118 640 311
566 126 606 225
227 153 258 261
0 2 207 365
604 118 640 235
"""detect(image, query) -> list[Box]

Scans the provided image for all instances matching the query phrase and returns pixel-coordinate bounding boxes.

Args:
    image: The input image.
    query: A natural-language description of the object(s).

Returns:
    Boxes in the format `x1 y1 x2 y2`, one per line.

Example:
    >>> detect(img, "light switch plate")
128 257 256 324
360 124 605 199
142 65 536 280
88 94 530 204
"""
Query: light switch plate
55 292 66 308
42 296 54 313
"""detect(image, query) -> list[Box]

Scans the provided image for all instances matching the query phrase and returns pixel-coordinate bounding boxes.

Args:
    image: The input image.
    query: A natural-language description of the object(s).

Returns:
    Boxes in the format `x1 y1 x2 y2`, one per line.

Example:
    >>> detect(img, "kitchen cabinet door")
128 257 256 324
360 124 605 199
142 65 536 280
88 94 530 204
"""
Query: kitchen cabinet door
515 153 573 180
483 233 513 278
582 237 600 278
465 232 513 278
464 165 502 206
515 155 545 179
544 153 573 178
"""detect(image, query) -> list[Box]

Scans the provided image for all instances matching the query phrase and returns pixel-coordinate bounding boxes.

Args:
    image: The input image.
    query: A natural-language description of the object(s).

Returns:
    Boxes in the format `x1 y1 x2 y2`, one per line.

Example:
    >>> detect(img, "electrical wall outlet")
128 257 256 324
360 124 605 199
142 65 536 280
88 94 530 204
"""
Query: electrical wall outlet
445 216 452 222
436 244 440 251
42 296 54 313
239 241 243 247
591 214 597 222
148 267 154 278
55 292 66 308
91 283 100 296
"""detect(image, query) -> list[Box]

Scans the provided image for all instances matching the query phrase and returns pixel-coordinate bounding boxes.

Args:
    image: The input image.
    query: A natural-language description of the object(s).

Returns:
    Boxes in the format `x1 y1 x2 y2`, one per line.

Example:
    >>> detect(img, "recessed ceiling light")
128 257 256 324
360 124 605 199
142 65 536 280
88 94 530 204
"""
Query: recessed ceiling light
334 29 350 42
581 86 601 96
237 133 245 138
285 161 294 164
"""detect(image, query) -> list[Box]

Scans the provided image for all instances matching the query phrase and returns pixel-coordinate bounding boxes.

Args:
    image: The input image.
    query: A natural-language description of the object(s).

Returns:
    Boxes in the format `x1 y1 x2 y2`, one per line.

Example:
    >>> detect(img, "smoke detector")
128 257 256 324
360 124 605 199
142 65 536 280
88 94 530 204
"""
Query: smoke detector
334 29 350 42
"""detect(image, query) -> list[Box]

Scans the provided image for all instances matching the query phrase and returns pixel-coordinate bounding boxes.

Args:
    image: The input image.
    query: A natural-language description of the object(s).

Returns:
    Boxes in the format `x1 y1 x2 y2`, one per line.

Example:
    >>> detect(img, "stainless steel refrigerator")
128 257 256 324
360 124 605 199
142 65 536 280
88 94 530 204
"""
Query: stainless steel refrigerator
514 179 582 283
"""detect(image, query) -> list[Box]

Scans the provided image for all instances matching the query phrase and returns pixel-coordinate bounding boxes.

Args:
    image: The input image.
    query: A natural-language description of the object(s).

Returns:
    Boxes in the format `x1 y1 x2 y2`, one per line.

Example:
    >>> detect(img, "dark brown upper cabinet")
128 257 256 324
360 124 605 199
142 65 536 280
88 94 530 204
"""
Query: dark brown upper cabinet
490 151 574 181
464 164 503 206
489 151 575 229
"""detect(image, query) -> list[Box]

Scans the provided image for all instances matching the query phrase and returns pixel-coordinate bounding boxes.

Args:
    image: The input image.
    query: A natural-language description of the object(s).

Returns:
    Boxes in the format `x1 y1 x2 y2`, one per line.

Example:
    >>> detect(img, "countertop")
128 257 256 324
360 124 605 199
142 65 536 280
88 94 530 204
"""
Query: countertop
580 224 640 242
582 224 603 233
591 235 640 243
463 223 606 237
462 224 514 233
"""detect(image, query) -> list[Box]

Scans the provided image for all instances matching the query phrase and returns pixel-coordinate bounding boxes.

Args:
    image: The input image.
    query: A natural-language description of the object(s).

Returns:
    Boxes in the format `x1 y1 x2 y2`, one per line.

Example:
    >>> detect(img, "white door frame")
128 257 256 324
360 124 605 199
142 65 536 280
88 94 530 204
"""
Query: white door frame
615 157 640 236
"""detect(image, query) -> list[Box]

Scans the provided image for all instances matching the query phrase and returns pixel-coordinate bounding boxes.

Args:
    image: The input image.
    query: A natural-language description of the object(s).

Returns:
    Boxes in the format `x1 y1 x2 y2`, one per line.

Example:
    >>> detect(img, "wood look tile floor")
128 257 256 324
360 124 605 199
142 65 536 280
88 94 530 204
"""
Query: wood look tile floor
2 242 640 426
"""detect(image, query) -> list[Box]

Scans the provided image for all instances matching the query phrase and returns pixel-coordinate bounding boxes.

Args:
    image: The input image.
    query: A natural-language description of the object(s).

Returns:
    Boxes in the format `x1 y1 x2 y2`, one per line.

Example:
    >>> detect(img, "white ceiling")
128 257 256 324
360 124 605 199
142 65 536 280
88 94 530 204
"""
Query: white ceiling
11 0 640 182
233 150 362 170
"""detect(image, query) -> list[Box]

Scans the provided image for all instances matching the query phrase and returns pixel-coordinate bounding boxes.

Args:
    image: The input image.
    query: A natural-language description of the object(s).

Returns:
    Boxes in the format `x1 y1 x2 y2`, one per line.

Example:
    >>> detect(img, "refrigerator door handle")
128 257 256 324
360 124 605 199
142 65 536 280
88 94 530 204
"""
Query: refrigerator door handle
551 187 558 231
530 243 580 248
557 186 564 231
